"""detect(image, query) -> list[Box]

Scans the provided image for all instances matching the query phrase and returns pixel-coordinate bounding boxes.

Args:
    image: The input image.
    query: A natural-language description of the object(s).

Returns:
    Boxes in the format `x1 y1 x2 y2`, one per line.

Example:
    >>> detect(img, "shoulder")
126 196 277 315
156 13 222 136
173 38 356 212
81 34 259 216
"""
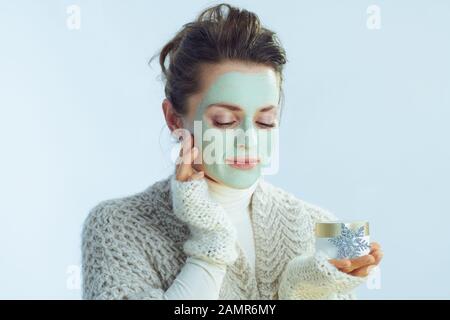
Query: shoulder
257 178 338 223
81 175 177 242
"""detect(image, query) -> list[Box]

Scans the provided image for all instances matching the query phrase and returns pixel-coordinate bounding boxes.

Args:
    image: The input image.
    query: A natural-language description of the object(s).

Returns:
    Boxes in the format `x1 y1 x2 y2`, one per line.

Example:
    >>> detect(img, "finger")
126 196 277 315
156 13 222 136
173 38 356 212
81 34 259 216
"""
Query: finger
340 254 376 273
328 259 351 269
370 242 381 253
187 170 204 181
177 146 197 181
175 139 192 174
175 132 188 165
176 135 196 181
349 264 377 277
371 249 384 265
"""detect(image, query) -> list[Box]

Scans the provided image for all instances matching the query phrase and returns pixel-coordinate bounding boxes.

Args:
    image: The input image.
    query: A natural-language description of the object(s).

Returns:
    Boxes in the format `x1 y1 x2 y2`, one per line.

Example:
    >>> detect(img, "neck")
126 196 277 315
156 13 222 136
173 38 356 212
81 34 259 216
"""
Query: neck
205 176 259 216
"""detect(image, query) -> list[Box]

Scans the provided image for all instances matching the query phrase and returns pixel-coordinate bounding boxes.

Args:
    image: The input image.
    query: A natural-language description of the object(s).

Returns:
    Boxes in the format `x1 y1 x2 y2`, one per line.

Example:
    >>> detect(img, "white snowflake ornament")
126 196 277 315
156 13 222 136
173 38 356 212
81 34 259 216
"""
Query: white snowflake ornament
328 223 371 259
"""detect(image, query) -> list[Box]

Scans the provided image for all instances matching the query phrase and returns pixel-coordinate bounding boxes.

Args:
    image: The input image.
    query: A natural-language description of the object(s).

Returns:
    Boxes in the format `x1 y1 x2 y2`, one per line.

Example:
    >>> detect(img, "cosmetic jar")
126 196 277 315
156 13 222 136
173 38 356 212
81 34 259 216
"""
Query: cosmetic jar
315 221 370 259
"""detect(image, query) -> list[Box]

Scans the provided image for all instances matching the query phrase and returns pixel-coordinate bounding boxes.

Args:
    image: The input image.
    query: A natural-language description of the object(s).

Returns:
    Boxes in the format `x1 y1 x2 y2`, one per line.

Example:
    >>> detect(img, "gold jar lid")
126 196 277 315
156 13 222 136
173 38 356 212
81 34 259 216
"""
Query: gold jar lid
315 221 369 238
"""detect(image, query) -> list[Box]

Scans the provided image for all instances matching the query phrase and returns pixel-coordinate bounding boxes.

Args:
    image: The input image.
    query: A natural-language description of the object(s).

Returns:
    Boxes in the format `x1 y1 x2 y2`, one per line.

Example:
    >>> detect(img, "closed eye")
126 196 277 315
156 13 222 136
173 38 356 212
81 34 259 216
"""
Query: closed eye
213 120 237 128
256 121 276 128
212 120 276 128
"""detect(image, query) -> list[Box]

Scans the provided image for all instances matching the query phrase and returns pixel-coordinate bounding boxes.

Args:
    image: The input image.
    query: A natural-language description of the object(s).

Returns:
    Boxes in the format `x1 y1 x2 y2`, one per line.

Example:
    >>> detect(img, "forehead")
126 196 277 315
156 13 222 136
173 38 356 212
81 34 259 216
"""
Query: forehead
203 71 278 109
190 62 280 117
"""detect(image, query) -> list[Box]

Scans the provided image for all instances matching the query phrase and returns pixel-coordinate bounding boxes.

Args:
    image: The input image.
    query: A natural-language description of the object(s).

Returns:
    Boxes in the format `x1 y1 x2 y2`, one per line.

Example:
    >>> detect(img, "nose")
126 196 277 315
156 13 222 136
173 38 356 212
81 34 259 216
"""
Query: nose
236 117 258 150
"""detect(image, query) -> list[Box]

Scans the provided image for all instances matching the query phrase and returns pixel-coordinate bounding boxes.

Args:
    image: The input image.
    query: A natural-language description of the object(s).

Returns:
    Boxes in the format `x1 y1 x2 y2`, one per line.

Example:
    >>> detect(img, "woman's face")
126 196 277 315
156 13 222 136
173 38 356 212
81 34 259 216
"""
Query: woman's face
183 61 281 189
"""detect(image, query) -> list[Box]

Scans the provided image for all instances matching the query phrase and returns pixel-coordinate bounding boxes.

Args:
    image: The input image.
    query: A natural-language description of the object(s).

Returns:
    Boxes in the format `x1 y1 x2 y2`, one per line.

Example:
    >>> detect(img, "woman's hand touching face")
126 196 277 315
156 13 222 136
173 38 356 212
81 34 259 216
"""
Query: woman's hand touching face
328 242 383 277
174 132 205 182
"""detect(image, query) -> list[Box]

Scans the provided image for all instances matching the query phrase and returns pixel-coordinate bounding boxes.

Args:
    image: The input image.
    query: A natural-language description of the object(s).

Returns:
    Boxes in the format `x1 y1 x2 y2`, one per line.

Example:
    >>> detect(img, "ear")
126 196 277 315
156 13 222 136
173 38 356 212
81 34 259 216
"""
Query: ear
162 98 184 133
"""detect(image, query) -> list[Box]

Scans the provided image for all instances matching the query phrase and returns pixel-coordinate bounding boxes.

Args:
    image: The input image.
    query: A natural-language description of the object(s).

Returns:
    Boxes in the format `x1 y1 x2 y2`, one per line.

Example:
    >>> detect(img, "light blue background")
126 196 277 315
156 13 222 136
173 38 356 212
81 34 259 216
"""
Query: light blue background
0 0 449 299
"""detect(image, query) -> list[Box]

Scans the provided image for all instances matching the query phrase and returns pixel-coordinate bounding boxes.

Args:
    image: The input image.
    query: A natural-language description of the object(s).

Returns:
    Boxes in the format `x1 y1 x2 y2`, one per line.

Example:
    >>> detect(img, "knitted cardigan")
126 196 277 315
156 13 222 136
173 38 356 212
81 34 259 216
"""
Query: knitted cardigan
81 173 366 300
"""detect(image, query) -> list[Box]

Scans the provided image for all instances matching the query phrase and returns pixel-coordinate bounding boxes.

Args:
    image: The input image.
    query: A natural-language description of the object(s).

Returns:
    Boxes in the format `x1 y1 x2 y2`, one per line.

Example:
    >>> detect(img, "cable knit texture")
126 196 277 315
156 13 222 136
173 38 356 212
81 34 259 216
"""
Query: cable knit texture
170 176 238 266
81 173 368 300
278 251 366 299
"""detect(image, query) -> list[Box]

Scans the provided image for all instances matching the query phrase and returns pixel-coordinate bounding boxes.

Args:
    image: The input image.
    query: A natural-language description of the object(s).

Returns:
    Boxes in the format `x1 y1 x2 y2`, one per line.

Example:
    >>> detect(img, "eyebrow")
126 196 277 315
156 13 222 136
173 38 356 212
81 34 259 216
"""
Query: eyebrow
207 104 276 112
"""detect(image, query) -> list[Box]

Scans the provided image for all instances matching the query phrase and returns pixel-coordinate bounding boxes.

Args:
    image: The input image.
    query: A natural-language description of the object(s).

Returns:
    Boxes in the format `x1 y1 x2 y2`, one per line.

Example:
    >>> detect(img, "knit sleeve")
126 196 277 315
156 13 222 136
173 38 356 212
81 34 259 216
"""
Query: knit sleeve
169 175 238 265
277 201 368 300
278 251 367 300
81 201 166 300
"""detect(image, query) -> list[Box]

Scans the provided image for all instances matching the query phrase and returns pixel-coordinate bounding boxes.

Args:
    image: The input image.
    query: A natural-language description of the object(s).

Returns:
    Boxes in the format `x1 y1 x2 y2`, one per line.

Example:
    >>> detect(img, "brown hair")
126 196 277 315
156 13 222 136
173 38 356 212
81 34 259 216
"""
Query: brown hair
150 2 287 117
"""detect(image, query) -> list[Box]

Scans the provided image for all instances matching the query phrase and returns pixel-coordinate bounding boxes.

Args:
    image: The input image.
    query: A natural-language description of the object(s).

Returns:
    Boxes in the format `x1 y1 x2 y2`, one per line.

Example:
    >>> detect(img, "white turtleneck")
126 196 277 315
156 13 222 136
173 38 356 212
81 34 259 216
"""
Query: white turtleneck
163 176 259 300
205 176 259 269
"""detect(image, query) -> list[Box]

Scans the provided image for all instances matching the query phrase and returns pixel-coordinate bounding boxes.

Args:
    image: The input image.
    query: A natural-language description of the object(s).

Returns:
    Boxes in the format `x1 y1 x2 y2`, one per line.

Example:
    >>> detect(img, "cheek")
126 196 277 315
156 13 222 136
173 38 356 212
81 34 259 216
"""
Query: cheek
193 118 210 146
256 129 277 163
197 121 277 163
197 120 230 164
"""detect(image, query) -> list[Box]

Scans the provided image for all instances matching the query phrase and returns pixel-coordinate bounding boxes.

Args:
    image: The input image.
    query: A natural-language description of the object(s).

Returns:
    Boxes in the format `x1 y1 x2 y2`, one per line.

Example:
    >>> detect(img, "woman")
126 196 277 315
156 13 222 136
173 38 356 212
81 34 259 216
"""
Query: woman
81 3 383 300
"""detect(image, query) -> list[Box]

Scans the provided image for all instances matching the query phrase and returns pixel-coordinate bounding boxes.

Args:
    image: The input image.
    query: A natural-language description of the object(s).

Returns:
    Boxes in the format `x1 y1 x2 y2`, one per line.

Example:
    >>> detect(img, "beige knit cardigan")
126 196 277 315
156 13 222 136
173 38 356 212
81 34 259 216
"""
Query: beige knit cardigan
81 173 365 299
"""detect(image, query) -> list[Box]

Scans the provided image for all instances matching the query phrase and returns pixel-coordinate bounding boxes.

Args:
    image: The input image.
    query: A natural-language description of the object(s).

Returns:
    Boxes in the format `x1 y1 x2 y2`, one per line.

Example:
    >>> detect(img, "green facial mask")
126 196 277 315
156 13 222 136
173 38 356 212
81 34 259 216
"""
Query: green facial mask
186 70 280 189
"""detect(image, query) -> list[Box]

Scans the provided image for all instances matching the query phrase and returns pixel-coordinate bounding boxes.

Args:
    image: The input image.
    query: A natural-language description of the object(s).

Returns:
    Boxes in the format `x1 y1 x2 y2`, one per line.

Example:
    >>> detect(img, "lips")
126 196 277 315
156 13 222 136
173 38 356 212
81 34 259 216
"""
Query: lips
225 157 260 170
